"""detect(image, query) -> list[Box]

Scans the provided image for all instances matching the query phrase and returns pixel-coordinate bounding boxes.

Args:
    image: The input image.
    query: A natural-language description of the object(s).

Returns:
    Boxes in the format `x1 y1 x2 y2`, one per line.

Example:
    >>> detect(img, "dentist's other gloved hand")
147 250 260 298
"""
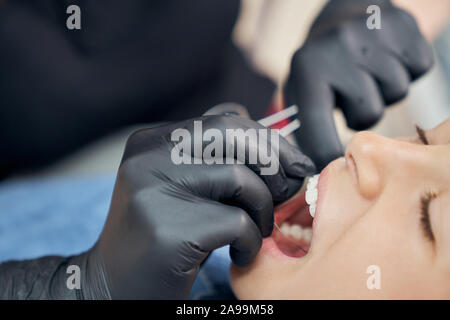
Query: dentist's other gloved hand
91 115 314 299
285 0 434 170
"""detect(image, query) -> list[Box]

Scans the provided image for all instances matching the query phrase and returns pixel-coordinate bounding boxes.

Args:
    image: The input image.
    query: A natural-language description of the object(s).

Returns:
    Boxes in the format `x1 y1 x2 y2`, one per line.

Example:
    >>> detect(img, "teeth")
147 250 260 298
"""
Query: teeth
305 188 317 204
280 222 291 235
278 222 312 245
309 204 316 218
307 175 318 188
302 228 312 243
290 225 303 240
306 174 320 218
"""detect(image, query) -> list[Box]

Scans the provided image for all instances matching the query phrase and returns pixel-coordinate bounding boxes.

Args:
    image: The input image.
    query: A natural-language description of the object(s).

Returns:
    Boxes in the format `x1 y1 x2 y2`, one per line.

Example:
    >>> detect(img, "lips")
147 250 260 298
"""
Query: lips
261 170 327 259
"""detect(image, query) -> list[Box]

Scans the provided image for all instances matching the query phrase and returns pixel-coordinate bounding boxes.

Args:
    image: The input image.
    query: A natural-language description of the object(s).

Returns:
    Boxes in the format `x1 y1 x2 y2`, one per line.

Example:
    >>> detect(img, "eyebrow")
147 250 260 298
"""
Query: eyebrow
415 125 429 145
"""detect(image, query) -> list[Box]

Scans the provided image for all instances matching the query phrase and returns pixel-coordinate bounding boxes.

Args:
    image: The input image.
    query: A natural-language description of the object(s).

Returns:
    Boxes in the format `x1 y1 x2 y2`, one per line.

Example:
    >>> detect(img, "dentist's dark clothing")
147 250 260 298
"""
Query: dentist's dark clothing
0 0 275 178
0 0 433 177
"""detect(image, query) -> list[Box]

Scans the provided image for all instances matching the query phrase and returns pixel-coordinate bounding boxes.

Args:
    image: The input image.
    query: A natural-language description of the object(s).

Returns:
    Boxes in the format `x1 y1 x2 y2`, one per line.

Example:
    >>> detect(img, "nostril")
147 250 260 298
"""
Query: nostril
346 153 359 184
345 132 383 200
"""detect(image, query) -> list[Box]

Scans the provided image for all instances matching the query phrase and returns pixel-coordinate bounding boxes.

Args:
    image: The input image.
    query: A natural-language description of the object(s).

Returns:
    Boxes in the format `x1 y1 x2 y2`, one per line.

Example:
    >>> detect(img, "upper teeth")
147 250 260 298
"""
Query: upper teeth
305 174 320 218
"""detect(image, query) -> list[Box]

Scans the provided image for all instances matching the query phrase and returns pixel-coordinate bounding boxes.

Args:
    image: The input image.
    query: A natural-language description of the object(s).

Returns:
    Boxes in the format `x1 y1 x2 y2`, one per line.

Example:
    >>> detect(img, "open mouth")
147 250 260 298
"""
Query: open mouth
270 175 319 258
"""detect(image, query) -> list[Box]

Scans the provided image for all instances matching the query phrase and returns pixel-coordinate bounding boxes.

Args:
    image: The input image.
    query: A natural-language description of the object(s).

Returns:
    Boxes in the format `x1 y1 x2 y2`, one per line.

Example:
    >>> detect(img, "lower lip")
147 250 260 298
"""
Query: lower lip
260 236 305 260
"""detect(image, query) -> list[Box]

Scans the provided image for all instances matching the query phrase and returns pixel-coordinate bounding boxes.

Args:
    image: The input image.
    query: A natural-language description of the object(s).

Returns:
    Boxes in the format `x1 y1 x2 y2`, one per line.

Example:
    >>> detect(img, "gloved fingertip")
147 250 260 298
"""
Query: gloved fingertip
261 220 274 238
270 180 289 203
283 177 304 201
230 250 257 267
288 156 317 178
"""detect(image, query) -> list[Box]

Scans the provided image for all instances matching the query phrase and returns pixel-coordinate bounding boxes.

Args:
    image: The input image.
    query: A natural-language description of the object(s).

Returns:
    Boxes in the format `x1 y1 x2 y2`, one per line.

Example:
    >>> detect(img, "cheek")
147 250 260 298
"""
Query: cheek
313 166 371 253
230 204 440 299
290 207 432 299
326 204 436 298
301 220 391 298
434 195 450 266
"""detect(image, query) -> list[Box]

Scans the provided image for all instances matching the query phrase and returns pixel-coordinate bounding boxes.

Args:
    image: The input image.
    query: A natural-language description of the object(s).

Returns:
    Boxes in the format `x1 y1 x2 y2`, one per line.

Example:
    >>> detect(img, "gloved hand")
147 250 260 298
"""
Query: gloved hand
78 115 315 299
285 0 434 170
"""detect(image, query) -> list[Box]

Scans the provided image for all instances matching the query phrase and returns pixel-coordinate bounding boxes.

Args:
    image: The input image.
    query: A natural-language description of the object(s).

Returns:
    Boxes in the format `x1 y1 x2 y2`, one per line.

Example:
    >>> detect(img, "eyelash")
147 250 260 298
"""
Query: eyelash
415 125 429 145
415 126 436 243
420 192 437 243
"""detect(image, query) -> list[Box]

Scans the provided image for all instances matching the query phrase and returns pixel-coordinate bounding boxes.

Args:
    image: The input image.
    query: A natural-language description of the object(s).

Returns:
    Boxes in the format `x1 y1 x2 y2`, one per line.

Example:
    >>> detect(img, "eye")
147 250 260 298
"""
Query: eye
415 125 429 145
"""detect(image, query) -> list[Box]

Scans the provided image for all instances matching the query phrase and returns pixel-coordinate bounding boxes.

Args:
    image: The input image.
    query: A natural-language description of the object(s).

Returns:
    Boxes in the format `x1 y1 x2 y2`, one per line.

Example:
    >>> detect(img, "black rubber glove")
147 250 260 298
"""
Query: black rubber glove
285 0 434 170
0 115 314 299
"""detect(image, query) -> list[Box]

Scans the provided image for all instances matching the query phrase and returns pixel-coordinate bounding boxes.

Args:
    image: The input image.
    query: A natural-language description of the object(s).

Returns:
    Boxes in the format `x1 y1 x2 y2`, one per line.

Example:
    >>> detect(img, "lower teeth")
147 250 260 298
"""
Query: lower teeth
278 222 312 245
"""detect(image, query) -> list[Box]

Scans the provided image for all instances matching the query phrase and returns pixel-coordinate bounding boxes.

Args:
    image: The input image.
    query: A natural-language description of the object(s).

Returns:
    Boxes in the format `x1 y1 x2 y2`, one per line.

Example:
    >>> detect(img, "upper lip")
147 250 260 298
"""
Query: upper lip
310 166 328 238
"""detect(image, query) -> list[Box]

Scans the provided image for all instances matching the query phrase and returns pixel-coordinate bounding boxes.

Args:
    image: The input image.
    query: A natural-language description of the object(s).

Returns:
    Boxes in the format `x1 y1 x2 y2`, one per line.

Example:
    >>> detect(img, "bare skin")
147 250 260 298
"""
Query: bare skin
231 118 450 299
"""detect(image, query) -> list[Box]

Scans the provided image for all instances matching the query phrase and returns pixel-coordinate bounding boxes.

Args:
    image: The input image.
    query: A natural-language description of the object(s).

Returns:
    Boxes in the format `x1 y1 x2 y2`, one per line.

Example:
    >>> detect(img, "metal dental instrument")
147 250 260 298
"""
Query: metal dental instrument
258 106 308 253
277 119 301 137
257 104 299 128
204 103 301 138
258 105 301 138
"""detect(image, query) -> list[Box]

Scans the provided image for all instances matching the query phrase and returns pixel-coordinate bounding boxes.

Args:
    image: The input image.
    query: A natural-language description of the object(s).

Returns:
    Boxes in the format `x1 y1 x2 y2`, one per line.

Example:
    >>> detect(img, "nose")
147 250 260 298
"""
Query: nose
345 131 393 199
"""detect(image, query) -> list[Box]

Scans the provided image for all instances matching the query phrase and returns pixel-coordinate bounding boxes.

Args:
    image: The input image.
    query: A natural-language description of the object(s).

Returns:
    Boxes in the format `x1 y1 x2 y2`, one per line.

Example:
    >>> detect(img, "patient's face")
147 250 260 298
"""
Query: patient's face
231 118 450 299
